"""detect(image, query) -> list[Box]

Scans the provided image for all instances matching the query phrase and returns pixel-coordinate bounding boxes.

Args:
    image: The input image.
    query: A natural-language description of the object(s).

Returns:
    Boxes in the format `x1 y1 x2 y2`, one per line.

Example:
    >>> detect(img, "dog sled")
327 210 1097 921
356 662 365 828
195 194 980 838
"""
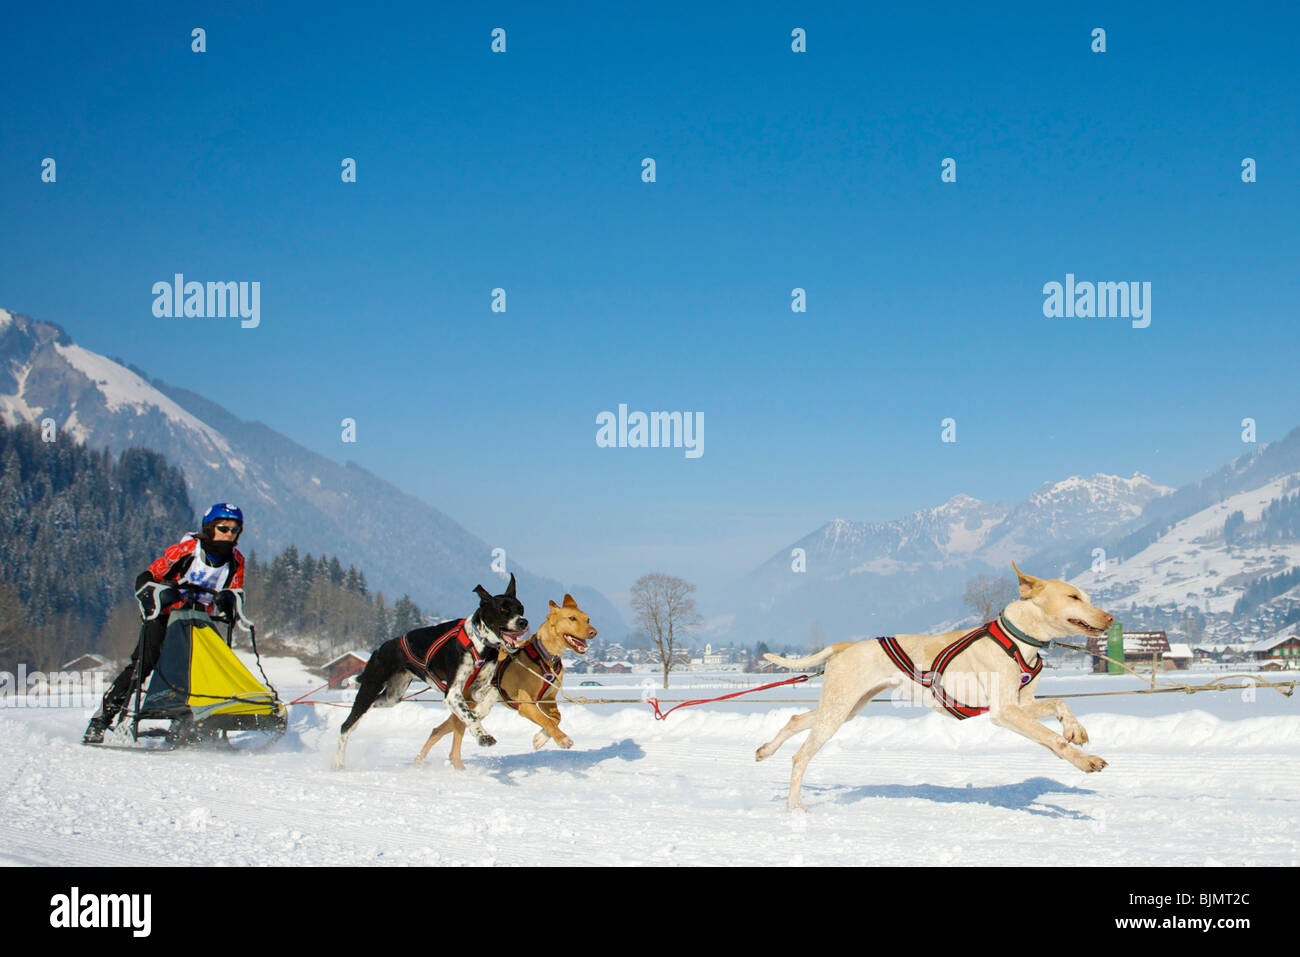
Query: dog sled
93 582 287 752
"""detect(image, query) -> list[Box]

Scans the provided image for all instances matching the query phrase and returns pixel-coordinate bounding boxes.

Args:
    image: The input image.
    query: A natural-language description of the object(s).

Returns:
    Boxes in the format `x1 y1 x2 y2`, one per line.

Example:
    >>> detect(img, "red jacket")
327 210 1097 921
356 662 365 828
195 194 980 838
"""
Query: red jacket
145 535 245 613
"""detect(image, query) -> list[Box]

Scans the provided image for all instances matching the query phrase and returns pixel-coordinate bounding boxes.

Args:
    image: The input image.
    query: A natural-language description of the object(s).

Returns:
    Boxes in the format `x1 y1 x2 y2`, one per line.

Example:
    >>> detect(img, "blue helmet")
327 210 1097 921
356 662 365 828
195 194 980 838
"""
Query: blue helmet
202 503 244 527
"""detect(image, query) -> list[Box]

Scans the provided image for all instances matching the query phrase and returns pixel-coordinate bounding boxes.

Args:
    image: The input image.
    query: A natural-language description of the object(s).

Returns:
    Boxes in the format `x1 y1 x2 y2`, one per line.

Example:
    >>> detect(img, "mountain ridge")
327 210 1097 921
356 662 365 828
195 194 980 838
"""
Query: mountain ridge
0 308 627 637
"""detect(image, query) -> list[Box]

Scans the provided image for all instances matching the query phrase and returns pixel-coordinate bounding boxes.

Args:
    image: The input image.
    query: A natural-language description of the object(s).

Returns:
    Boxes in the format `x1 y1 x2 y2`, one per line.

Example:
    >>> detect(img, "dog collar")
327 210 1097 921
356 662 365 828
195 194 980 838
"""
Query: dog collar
533 637 562 669
465 616 495 650
997 611 1050 648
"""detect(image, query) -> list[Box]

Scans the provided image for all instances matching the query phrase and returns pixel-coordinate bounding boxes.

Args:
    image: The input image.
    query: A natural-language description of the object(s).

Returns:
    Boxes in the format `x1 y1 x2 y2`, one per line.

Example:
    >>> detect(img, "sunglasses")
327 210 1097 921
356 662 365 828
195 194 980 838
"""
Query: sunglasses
214 524 240 534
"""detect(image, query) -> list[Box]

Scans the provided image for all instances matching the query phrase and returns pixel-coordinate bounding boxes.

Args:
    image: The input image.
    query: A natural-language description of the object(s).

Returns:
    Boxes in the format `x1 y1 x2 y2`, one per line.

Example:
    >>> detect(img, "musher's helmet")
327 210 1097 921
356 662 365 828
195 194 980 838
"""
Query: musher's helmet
201 503 244 540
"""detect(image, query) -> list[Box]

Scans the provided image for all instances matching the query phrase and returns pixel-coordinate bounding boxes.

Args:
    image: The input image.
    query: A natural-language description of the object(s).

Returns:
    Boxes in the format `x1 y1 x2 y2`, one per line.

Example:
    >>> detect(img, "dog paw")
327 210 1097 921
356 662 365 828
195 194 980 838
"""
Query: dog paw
1063 722 1089 745
756 745 772 762
532 731 548 750
1077 753 1107 773
477 734 496 747
558 735 573 749
330 758 345 771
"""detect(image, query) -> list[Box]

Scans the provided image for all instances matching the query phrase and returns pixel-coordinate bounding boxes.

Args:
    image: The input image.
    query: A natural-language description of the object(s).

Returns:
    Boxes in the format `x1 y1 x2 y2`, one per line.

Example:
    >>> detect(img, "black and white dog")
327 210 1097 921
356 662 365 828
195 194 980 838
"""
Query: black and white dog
332 574 528 769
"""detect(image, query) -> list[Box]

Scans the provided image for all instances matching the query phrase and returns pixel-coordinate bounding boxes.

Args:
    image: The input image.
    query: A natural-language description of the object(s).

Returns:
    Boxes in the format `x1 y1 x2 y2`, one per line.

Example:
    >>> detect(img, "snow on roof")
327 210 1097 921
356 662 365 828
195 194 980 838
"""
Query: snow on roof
1166 643 1193 658
1243 632 1299 653
61 653 109 670
1087 631 1171 654
322 650 370 668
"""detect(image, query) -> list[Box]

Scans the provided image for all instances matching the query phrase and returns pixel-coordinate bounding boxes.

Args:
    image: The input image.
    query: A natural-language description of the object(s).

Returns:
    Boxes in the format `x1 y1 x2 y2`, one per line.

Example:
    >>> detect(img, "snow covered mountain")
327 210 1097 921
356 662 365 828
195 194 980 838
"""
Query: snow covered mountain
1072 472 1300 615
0 308 625 635
979 473 1174 565
724 473 1178 642
726 430 1300 646
1067 432 1300 643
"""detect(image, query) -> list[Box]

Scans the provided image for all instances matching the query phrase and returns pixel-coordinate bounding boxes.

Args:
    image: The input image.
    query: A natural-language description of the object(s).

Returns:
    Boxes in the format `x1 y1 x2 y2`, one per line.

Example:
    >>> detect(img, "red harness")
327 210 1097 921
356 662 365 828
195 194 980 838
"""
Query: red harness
876 618 1043 720
398 619 488 697
495 637 561 710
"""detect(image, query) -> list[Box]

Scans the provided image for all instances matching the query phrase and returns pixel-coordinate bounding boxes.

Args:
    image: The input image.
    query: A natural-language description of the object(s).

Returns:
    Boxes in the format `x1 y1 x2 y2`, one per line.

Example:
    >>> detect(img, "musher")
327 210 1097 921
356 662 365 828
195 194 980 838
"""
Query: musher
83 504 248 744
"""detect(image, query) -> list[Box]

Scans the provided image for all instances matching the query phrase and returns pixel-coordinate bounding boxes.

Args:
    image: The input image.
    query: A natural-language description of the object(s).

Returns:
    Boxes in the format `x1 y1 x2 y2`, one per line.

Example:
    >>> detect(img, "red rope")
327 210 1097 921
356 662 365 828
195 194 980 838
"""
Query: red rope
288 661 367 706
648 672 821 720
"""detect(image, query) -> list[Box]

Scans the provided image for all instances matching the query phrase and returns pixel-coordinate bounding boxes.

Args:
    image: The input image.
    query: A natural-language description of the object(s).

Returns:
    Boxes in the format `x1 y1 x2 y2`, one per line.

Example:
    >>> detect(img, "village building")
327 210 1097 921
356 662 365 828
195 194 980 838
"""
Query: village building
1086 630 1171 673
1244 629 1300 670
320 651 369 688
61 653 111 674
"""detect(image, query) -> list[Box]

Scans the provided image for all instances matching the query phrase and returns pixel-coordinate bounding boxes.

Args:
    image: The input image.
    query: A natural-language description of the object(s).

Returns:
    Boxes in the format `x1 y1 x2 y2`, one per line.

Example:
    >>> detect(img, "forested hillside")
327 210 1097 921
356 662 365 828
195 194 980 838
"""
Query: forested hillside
0 422 425 671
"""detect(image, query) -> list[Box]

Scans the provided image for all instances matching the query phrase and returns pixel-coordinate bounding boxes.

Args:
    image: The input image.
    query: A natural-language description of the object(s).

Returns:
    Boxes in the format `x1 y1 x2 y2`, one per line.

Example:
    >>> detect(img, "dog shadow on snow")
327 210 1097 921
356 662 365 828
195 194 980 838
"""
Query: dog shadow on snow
809 776 1099 819
470 738 646 786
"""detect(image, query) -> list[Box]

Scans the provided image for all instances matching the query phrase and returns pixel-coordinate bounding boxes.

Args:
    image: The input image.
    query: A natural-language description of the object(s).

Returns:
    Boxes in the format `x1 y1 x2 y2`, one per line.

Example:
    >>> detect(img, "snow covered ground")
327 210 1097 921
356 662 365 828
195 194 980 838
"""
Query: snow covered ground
2 661 1297 867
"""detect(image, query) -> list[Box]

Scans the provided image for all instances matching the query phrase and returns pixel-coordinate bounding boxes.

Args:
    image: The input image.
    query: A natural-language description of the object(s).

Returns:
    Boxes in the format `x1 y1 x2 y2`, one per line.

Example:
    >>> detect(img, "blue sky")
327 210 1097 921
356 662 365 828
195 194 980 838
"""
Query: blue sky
3 3 1298 606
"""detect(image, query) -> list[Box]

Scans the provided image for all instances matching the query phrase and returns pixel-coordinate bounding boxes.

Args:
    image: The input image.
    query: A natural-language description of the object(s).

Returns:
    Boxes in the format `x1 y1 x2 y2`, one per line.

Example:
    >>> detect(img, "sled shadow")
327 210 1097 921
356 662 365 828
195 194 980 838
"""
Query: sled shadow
819 776 1098 819
477 738 646 785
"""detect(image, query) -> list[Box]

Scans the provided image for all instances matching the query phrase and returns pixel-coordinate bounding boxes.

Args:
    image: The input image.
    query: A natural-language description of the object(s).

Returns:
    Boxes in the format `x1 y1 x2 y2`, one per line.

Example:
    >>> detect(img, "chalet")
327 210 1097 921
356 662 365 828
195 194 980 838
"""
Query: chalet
1086 630 1171 673
61 653 110 673
594 662 632 674
1165 643 1193 671
320 651 369 687
1245 631 1300 670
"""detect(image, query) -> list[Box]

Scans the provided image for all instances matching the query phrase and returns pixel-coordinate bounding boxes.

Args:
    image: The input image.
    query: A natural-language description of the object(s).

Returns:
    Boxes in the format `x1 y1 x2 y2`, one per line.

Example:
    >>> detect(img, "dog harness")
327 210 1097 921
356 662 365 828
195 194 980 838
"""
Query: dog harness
876 617 1043 720
399 619 489 697
494 637 561 710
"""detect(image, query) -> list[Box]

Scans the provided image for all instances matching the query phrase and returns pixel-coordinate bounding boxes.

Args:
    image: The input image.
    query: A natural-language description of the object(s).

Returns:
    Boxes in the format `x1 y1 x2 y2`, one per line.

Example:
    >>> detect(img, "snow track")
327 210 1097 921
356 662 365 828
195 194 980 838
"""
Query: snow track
2 670 1297 866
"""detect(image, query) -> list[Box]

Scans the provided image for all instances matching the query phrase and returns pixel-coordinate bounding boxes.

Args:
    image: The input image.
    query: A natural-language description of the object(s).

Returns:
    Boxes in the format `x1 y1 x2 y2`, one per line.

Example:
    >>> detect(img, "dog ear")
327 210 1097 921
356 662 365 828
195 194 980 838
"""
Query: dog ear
562 593 577 608
474 584 493 603
1011 561 1042 598
505 572 517 598
549 599 559 610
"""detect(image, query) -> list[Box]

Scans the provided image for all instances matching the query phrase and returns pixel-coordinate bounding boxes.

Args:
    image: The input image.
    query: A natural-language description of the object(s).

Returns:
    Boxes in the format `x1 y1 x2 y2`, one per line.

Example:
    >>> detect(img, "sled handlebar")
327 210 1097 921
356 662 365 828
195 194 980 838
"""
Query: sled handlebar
170 581 220 596
137 580 252 630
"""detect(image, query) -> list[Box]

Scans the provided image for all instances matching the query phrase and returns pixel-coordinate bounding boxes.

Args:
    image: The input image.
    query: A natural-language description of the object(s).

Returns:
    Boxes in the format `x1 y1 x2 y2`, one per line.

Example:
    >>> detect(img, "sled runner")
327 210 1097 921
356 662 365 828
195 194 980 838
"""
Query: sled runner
95 582 287 751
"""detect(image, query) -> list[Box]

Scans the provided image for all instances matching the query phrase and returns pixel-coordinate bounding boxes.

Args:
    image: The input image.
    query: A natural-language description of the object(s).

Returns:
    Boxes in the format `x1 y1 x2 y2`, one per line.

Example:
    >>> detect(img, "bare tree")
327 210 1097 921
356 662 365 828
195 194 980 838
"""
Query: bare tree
807 620 827 653
630 573 702 689
963 574 1019 624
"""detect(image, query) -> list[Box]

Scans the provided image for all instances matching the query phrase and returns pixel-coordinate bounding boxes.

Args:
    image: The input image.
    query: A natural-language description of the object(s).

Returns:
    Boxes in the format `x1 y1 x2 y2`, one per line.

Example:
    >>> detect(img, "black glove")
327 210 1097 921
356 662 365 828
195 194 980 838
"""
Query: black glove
135 581 180 620
215 588 251 628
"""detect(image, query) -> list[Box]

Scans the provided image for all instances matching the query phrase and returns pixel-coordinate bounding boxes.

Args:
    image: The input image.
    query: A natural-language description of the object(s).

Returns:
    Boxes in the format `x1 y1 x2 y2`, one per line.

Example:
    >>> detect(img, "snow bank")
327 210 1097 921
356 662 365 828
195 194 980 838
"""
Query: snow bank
2 680 1296 867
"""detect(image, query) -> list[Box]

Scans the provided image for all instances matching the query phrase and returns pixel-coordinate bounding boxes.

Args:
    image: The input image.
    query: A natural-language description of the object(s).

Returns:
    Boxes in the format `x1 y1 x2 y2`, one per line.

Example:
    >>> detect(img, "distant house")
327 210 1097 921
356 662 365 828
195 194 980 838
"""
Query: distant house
1245 631 1300 670
320 651 369 687
693 643 727 667
1164 643 1193 670
61 653 110 673
1087 630 1171 673
594 662 632 674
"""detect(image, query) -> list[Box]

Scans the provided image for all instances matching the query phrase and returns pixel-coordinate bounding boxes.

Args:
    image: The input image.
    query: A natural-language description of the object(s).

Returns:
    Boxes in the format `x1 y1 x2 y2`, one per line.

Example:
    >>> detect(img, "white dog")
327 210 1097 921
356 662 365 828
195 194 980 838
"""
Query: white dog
757 564 1113 810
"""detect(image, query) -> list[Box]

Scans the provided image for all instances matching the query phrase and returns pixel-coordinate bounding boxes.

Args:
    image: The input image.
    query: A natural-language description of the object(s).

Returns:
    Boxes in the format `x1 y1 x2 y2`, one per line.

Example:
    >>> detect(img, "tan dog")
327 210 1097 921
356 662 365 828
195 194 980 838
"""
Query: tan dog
414 594 597 769
756 563 1113 810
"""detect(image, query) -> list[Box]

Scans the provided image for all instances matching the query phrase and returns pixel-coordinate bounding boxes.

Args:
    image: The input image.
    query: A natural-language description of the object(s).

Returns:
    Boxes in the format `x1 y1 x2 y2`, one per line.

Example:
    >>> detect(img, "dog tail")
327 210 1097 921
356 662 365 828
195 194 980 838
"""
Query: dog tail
764 643 851 670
